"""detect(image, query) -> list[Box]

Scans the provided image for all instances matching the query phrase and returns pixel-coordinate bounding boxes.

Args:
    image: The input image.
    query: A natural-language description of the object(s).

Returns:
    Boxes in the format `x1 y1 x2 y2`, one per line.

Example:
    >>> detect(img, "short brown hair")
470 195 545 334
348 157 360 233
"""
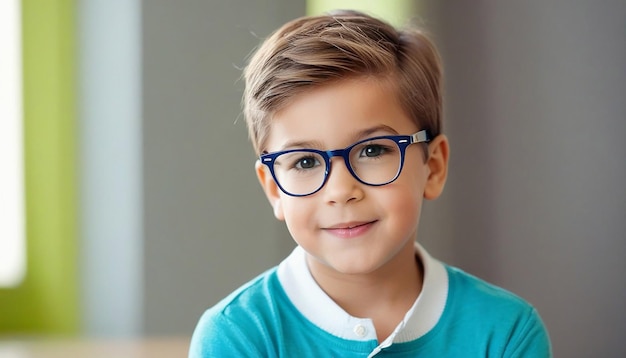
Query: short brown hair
243 10 443 155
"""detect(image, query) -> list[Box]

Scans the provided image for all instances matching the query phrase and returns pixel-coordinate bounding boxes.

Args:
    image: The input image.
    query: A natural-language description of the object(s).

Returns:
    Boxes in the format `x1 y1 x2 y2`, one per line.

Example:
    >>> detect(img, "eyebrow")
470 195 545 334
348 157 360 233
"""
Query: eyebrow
277 124 400 151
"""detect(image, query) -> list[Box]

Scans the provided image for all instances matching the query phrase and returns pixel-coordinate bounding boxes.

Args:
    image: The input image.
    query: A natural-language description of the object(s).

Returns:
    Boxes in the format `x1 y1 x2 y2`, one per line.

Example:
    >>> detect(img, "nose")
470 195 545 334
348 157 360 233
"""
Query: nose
322 157 364 204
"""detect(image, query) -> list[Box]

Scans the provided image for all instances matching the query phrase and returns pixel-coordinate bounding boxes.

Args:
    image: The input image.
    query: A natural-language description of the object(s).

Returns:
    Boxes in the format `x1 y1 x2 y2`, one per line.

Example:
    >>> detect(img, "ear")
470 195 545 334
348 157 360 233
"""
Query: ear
255 160 285 221
424 134 449 200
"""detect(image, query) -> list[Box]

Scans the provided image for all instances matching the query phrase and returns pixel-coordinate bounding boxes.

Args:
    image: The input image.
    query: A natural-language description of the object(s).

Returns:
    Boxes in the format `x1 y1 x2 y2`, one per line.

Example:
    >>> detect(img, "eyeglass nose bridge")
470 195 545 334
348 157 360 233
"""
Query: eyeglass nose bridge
321 147 368 186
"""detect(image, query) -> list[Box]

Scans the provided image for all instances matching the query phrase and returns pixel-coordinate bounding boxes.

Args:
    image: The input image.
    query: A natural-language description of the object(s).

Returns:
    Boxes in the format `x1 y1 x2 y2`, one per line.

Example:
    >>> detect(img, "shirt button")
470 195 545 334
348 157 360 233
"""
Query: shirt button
353 324 367 337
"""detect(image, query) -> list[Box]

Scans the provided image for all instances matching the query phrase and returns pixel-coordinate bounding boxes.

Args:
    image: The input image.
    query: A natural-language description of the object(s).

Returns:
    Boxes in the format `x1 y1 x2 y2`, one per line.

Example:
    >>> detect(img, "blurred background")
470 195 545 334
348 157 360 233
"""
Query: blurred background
1 0 624 357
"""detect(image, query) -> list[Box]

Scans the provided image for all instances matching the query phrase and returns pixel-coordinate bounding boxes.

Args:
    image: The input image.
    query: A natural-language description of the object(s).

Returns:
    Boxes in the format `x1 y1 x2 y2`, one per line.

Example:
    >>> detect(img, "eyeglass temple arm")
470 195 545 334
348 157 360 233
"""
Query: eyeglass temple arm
412 130 430 143
412 130 431 162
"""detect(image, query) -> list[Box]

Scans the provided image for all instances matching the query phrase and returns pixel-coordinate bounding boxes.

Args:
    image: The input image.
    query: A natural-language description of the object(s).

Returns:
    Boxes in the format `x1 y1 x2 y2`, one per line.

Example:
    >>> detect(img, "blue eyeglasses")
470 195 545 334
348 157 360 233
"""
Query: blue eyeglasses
259 130 430 197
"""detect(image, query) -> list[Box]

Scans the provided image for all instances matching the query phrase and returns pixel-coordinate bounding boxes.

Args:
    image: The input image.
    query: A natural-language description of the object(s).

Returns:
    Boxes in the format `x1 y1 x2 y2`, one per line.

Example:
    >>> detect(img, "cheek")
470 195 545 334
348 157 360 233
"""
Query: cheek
382 187 423 217
398 158 429 199
379 170 426 222
381 189 423 239
280 197 315 234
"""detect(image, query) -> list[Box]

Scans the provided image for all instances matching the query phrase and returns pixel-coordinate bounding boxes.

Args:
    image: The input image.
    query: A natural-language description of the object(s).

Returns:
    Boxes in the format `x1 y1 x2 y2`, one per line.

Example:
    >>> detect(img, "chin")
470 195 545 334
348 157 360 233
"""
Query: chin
325 259 383 276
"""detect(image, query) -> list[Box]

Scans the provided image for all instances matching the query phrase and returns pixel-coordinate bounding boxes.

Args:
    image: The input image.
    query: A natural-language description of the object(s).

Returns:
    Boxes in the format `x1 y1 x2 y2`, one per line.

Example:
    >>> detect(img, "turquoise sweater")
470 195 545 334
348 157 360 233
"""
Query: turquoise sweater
190 265 551 357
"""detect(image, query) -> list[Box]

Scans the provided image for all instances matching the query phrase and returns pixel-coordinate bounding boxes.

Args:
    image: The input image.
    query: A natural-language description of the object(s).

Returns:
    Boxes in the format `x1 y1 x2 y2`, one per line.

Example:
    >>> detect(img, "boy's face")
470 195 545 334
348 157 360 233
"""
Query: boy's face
256 77 448 276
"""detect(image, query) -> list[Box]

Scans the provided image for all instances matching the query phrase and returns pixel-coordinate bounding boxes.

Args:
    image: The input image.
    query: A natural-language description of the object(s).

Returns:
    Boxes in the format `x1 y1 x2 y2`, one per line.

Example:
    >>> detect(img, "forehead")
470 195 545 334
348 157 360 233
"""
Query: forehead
264 78 417 152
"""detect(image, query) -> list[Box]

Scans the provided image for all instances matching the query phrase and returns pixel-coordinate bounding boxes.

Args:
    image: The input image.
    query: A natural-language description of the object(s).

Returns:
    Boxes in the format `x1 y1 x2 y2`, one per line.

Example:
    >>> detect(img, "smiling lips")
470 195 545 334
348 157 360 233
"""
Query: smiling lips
323 221 377 239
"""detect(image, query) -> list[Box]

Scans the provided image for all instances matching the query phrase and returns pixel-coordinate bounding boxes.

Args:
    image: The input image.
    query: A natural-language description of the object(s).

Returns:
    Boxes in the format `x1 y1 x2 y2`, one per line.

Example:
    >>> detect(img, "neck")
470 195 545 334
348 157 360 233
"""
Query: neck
307 241 423 340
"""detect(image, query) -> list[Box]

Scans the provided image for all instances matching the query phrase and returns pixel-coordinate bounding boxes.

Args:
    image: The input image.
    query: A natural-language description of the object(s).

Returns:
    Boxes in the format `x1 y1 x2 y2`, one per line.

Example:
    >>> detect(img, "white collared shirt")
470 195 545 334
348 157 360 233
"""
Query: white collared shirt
276 242 449 357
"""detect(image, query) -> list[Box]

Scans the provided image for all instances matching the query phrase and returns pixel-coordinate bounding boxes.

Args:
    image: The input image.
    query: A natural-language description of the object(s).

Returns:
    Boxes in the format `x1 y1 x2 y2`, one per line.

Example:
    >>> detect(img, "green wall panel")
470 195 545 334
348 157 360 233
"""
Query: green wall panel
307 0 416 26
0 0 78 335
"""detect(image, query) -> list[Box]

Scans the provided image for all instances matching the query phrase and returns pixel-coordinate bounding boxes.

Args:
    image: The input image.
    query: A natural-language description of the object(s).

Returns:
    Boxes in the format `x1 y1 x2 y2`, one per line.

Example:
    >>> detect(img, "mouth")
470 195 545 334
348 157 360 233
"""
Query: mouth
323 220 377 238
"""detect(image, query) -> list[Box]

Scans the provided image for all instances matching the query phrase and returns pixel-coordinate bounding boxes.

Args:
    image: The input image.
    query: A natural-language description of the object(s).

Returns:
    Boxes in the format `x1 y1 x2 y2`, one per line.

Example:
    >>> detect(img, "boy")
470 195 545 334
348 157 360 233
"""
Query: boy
190 10 551 357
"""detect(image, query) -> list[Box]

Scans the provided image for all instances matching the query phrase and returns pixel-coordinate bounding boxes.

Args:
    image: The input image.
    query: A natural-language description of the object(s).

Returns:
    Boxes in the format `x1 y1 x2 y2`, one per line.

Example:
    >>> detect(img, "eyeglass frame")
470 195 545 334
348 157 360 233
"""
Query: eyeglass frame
259 130 431 197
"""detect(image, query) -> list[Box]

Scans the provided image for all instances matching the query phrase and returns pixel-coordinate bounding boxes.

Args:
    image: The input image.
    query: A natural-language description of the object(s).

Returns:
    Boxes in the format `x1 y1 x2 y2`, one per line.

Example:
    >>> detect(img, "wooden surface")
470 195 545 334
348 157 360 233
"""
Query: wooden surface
0 337 190 358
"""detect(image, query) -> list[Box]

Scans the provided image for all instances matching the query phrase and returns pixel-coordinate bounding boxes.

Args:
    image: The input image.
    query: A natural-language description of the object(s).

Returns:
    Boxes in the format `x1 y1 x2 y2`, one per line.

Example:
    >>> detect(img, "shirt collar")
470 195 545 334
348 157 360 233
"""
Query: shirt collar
277 242 449 347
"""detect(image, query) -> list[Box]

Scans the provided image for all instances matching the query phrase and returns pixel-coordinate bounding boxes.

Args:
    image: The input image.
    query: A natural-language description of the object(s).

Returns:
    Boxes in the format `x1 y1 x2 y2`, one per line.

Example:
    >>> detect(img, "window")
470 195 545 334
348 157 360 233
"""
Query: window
0 0 26 288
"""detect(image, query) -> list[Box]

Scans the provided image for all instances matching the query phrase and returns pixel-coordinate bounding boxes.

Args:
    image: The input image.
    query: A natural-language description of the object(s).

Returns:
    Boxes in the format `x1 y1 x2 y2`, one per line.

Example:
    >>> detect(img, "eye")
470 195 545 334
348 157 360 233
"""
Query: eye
359 144 386 158
294 155 320 170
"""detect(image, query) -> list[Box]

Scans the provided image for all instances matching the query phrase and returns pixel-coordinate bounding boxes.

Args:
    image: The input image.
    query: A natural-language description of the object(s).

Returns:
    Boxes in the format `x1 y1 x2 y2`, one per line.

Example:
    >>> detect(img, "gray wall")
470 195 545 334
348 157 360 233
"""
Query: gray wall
80 0 303 337
142 0 303 335
418 1 626 357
